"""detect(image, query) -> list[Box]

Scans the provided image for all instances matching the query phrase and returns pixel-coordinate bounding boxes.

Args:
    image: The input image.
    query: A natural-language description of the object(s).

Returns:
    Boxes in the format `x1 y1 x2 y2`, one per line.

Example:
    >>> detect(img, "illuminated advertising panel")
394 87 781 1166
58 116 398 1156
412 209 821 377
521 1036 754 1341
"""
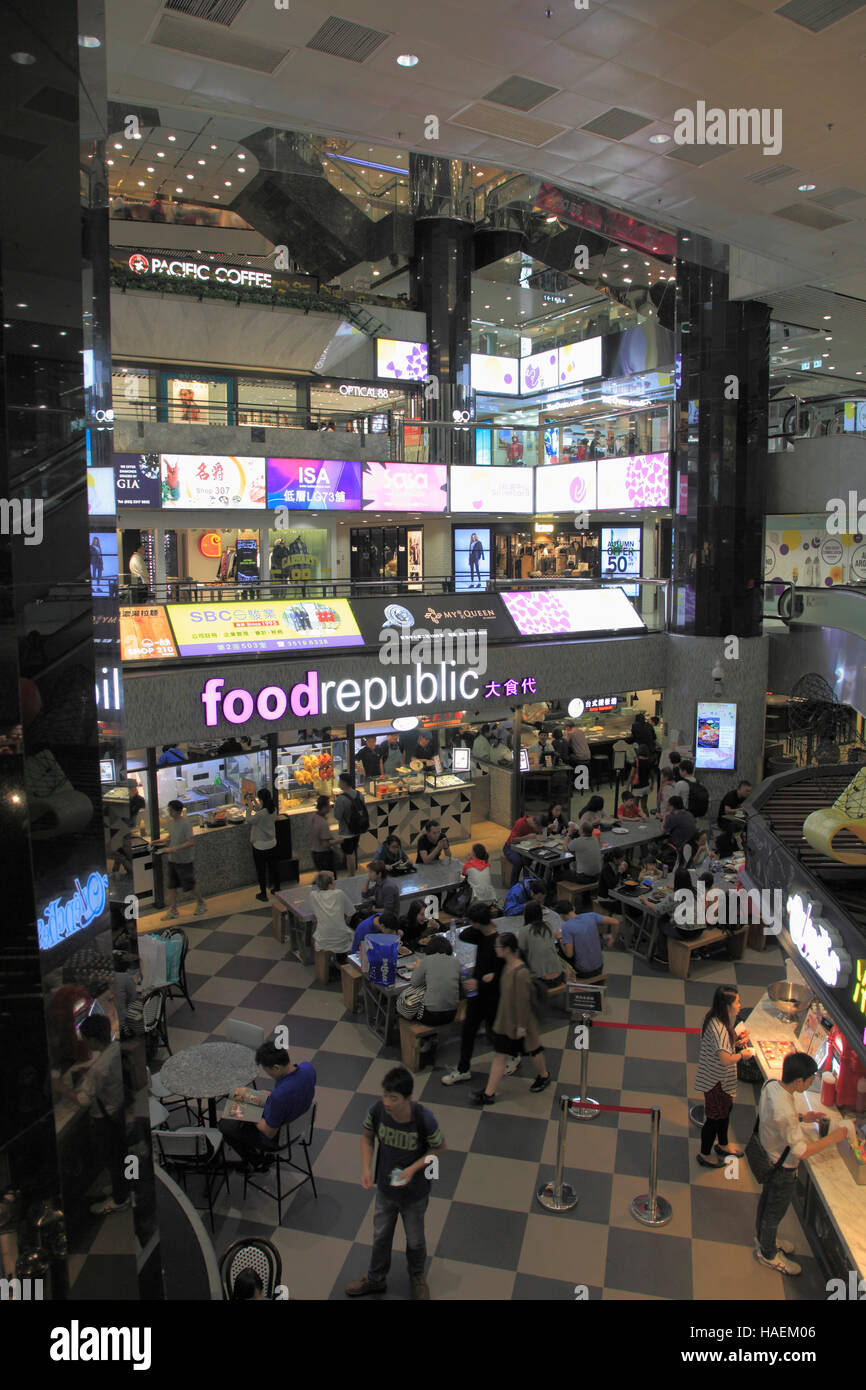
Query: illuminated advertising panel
521 348 560 394
120 607 179 662
500 587 645 637
266 458 362 511
160 455 266 508
558 336 602 386
361 461 448 513
166 599 364 656
449 464 533 513
694 701 737 772
376 339 429 381
535 461 597 512
596 453 670 509
470 353 519 396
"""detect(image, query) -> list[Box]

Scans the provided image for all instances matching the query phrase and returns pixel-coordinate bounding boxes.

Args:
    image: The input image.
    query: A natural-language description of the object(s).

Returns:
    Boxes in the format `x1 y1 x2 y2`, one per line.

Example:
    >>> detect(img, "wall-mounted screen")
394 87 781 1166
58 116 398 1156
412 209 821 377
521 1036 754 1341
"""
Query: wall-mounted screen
558 336 602 386
89 532 119 596
87 467 116 515
470 353 519 396
501 587 645 637
160 455 266 509
519 747 530 772
596 453 670 510
166 598 364 656
266 458 362 511
694 701 737 772
376 339 428 382
521 348 560 394
601 526 641 578
453 527 491 593
113 453 162 508
100 759 116 784
535 461 597 513
450 464 533 514
361 461 448 513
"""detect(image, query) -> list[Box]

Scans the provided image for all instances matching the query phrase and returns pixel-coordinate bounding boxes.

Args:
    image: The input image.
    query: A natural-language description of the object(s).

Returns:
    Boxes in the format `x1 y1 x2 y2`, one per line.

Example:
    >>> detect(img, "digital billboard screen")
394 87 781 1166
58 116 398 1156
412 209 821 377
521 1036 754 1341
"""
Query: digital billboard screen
160 455 266 509
500 587 645 637
452 528 491 593
470 353 519 396
166 599 364 656
449 464 533 514
361 461 447 513
376 339 428 382
695 701 738 772
113 453 162 508
535 461 597 513
266 458 362 511
596 453 670 510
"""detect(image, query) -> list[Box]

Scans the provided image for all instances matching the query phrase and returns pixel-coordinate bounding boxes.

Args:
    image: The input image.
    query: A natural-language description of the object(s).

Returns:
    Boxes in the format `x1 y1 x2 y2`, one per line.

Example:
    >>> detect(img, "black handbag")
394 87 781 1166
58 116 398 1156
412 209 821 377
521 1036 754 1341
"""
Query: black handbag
744 1084 790 1184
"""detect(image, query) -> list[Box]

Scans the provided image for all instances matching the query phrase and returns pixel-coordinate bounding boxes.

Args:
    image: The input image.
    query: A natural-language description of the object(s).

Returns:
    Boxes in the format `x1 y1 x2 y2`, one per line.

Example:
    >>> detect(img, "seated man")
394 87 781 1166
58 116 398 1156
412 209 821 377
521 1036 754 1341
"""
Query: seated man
663 796 697 853
363 860 400 917
565 822 602 883
219 1041 316 1170
557 900 620 971
352 910 399 954
717 780 752 844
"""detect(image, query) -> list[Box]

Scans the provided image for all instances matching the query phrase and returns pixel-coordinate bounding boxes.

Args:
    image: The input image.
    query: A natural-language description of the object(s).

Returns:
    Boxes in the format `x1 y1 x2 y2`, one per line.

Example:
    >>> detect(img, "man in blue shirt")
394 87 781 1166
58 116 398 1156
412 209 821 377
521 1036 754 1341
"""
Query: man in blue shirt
557 900 618 978
351 910 399 954
219 1041 316 1169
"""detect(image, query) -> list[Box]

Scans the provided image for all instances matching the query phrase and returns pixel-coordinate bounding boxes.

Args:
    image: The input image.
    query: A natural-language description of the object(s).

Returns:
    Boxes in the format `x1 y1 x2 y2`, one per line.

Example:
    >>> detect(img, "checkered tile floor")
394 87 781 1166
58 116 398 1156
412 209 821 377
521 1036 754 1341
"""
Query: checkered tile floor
141 847 824 1302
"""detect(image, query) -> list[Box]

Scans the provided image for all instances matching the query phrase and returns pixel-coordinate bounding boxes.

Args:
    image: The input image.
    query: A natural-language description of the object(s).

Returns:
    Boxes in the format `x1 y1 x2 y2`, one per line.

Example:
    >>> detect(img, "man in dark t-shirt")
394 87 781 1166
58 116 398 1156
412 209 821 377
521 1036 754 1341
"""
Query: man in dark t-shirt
346 1066 445 1301
357 735 384 780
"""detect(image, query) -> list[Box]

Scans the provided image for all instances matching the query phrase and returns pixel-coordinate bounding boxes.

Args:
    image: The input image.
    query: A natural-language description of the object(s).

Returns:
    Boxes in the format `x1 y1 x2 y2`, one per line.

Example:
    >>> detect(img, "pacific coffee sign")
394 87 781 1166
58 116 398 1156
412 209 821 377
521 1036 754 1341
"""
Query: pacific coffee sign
113 250 318 296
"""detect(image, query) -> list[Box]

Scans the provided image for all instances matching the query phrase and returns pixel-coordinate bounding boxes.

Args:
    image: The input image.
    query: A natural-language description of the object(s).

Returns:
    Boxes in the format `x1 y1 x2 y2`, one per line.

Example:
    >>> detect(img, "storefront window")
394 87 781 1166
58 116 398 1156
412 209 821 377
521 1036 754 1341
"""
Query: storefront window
550 404 669 464
269 527 331 595
112 366 155 419
161 372 231 425
155 748 271 826
493 526 601 581
237 376 298 427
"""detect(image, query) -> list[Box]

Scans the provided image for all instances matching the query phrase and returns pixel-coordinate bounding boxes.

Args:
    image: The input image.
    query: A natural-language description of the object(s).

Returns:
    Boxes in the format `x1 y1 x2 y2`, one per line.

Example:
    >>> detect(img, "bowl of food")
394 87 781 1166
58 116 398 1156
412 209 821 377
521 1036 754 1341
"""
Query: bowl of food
767 980 813 1020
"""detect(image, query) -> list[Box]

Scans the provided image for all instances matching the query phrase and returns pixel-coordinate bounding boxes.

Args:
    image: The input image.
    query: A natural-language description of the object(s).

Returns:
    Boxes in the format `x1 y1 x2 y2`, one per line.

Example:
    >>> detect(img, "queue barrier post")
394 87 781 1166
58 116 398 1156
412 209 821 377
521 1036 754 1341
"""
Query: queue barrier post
630 1106 673 1227
537 1094 579 1212
567 987 605 1122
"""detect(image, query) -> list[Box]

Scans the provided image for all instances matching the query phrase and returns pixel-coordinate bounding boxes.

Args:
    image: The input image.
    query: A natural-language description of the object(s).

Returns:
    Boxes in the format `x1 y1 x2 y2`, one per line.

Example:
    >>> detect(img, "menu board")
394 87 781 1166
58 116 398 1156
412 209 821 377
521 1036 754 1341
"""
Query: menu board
166 599 364 656
535 461 597 513
266 458 362 511
500 587 645 637
160 455 266 509
449 464 533 514
597 453 670 510
376 339 428 382
120 606 179 661
470 353 520 396
694 701 737 772
361 461 447 513
113 453 162 508
521 349 560 394
558 336 602 386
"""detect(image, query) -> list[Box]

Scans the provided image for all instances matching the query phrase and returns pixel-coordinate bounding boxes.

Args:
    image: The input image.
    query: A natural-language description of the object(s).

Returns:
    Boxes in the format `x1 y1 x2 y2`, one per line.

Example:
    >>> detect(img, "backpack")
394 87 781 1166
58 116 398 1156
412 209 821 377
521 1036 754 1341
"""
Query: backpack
504 877 538 916
345 790 370 836
366 1099 432 1181
687 780 709 817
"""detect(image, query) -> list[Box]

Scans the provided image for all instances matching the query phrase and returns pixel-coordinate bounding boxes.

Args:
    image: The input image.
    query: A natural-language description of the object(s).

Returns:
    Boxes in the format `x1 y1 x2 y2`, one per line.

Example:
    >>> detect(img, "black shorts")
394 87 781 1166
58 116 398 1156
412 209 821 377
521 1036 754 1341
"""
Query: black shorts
167 860 195 891
341 836 359 856
492 1032 525 1058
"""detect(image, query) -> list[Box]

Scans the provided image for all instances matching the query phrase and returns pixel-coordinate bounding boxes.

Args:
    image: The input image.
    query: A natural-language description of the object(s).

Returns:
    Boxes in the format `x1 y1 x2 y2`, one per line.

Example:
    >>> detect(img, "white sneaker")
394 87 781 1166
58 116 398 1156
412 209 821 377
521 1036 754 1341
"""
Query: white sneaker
162 908 179 921
90 1197 131 1216
754 1248 801 1276
754 1236 795 1256
504 1056 522 1076
194 902 207 917
441 1069 471 1086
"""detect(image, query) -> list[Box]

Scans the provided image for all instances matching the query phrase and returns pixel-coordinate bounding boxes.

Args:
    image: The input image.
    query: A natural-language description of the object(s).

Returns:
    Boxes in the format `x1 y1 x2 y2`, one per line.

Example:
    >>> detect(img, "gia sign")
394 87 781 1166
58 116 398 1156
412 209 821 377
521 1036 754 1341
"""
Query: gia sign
786 892 851 988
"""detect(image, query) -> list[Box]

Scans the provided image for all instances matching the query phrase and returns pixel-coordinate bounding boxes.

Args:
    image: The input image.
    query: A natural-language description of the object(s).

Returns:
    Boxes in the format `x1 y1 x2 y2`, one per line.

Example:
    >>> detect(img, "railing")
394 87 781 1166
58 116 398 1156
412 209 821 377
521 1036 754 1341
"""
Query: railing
111 393 397 437
768 393 864 447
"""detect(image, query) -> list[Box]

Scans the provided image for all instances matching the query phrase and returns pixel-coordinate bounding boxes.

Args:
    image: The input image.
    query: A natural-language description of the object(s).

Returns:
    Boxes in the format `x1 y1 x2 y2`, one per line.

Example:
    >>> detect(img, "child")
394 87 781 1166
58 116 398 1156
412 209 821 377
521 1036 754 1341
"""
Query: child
617 789 647 822
346 1066 445 1300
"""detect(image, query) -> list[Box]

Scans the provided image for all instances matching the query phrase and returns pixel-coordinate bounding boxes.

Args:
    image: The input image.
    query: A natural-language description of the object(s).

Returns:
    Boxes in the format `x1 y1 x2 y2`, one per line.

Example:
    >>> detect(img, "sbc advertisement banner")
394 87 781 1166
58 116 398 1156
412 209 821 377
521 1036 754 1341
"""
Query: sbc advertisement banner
361 461 447 513
160 455 266 509
450 465 533 514
166 599 364 656
500 587 645 637
120 607 179 662
266 458 362 510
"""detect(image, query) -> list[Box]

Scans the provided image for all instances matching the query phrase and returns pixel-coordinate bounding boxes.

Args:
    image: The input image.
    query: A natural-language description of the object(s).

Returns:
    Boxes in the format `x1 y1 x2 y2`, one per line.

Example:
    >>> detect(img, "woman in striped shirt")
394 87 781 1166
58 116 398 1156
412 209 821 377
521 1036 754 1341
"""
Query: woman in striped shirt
694 986 756 1168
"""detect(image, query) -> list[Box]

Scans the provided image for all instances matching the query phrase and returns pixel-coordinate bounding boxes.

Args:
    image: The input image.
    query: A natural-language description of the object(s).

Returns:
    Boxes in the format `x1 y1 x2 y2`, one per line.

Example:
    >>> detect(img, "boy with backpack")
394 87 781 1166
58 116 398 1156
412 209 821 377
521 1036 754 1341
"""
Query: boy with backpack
679 759 710 819
334 771 370 875
346 1065 445 1300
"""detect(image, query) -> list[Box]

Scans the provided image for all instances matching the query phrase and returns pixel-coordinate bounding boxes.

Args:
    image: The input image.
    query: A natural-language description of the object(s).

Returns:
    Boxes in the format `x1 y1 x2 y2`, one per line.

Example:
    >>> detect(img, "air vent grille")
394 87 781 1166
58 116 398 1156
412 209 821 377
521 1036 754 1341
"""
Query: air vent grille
665 144 732 165
809 186 865 207
746 163 796 186
581 107 652 140
151 13 288 72
775 0 866 31
773 203 851 229
165 0 249 23
484 76 559 111
306 15 390 62
451 102 566 147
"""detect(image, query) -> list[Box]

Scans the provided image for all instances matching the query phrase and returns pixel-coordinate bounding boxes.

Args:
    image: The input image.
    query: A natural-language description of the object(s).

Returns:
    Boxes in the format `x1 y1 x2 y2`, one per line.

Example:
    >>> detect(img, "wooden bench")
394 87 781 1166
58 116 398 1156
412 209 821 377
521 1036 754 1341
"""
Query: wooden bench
557 879 599 908
667 925 748 981
748 920 769 952
271 900 288 944
399 999 468 1072
315 948 335 985
341 961 363 1012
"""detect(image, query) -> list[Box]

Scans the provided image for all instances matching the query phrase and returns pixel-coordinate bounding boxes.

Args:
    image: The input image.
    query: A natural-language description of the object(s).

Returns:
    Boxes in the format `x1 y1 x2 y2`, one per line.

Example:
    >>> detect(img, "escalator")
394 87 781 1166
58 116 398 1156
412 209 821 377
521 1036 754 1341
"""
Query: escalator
768 584 866 716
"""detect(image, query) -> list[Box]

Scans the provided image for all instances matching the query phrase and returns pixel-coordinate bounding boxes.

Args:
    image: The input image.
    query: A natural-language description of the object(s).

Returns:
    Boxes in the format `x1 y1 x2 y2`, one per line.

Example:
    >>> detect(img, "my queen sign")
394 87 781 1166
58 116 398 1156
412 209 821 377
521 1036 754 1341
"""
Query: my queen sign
786 891 852 989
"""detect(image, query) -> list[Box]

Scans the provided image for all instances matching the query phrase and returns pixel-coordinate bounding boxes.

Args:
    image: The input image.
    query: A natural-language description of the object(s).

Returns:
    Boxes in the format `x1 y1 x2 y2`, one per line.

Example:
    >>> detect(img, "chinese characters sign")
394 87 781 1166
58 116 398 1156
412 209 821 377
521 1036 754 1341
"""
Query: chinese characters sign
166 599 364 655
266 458 362 511
160 455 266 509
120 607 179 662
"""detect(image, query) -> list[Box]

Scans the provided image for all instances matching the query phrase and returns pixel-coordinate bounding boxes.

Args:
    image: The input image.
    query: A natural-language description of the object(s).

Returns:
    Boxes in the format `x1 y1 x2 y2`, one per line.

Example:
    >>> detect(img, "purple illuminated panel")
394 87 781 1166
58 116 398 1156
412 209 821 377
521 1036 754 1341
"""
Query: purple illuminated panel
266 458 362 510
500 587 645 637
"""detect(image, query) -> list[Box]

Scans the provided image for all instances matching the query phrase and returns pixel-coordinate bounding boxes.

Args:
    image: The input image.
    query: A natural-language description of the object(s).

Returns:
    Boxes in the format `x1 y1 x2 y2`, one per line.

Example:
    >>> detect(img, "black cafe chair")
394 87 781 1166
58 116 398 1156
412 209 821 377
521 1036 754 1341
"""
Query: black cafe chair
219 1238 282 1301
242 1103 318 1225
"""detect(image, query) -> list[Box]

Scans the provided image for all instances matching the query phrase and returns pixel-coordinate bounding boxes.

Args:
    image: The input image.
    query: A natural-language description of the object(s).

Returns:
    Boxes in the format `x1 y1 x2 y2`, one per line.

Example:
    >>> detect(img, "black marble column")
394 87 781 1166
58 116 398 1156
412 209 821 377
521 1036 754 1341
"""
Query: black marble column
409 155 474 463
671 234 768 637
0 0 158 1299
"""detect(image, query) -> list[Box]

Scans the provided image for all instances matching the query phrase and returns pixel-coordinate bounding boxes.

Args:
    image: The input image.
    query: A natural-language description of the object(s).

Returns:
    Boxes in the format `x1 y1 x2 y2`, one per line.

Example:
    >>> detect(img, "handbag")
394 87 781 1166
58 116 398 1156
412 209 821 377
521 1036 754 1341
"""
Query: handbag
745 1084 790 1184
442 882 472 918
397 985 426 1019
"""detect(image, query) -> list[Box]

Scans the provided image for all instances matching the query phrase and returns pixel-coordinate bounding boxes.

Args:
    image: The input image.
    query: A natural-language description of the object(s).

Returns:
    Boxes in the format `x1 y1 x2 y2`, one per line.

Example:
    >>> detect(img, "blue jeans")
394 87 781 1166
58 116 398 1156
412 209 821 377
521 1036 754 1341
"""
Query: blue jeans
503 844 523 887
368 1190 429 1283
756 1166 798 1258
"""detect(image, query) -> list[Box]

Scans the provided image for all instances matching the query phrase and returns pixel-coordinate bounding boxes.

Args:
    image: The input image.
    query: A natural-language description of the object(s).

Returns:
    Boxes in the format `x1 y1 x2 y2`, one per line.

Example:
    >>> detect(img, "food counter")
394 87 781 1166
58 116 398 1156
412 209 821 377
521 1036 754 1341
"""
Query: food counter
287 781 476 868
749 990 866 1280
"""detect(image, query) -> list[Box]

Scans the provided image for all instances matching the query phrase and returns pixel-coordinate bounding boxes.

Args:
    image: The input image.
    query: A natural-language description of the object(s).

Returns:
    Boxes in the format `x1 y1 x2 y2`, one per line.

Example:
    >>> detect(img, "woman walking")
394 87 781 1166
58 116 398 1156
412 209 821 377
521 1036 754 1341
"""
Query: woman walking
469 933 550 1105
694 986 755 1168
244 787 280 902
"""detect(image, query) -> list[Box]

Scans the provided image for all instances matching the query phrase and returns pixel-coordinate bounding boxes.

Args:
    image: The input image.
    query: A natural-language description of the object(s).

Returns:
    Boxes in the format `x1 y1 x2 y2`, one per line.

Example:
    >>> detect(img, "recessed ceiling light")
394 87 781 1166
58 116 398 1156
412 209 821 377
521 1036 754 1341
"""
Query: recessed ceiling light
59 330 67 336
829 365 835 369
31 343 39 349
823 352 829 357
156 152 165 158
224 180 232 186
197 158 206 165
624 277 632 283
10 52 36 65
506 295 511 300
798 182 816 192
601 273 607 278
137 180 145 187
237 152 245 159
210 143 217 150
175 186 183 193
146 166 154 173
16 303 27 308
113 142 122 150
186 173 194 180
396 53 419 66
826 335 833 341
106 159 114 166
373 269 380 275
781 345 789 350
857 370 862 375
649 133 670 144
78 35 101 48
168 134 176 142
213 194 220 199
823 315 831 320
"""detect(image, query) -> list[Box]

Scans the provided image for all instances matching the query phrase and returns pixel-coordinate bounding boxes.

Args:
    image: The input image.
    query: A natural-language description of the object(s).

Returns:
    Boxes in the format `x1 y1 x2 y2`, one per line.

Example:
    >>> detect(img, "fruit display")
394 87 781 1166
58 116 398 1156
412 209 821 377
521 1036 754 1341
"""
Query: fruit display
293 752 333 786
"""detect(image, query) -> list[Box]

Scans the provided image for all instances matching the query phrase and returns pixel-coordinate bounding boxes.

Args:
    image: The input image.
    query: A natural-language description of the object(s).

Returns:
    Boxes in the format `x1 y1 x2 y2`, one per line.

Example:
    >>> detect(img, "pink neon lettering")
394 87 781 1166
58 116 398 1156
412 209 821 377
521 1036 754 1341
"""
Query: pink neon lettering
257 686 288 720
224 688 254 724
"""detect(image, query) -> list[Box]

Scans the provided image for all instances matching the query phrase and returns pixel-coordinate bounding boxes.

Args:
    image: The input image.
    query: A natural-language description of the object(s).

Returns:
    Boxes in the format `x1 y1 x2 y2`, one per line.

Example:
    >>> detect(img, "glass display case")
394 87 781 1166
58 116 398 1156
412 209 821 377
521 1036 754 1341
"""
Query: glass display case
275 738 348 811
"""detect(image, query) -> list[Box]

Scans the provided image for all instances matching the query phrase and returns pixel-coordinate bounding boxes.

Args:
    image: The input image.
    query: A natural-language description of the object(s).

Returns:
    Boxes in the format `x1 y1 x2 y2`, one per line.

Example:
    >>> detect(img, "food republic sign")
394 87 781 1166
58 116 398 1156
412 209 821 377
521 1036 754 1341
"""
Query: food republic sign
128 253 273 290
786 891 852 989
201 664 537 727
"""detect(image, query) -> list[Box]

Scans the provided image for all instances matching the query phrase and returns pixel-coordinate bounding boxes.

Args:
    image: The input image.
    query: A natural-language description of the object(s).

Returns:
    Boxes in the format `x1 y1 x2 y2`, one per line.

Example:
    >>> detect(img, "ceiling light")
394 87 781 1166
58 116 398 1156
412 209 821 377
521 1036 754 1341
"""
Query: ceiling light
798 182 816 192
146 166 154 173
829 365 835 369
624 277 632 283
168 135 176 142
78 35 101 48
210 143 217 150
59 330 67 336
857 370 862 375
781 345 789 350
823 352 829 357
649 133 670 145
601 273 607 279
197 158 206 165
373 269 380 276
16 302 27 308
156 152 165 157
213 194 220 199
10 52 36 65
396 53 419 66
137 180 145 187
826 336 833 341
506 295 511 300
237 152 245 159
823 315 832 321
113 142 122 150
175 186 182 193
545 215 558 223
186 173 194 180
224 180 232 186
106 159 114 166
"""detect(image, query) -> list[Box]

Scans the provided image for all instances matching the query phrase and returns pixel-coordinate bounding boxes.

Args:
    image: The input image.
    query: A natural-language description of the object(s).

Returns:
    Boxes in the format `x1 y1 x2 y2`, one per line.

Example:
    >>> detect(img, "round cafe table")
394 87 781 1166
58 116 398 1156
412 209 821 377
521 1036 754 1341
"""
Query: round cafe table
159 1042 256 1127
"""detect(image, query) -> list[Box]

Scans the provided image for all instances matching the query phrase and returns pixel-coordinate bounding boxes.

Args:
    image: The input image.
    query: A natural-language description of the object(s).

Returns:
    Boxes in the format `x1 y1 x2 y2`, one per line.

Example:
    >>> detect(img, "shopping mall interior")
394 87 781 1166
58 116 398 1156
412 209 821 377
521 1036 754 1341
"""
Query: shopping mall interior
4 0 866 1330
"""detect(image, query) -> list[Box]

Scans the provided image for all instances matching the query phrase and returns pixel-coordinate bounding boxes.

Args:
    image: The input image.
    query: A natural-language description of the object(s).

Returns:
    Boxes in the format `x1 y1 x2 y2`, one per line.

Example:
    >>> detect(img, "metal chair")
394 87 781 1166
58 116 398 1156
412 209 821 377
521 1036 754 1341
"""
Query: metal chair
142 987 172 1059
224 1019 265 1050
149 1097 169 1129
242 1103 318 1225
148 1065 193 1124
219 1238 282 1301
155 926 194 1010
153 1128 229 1233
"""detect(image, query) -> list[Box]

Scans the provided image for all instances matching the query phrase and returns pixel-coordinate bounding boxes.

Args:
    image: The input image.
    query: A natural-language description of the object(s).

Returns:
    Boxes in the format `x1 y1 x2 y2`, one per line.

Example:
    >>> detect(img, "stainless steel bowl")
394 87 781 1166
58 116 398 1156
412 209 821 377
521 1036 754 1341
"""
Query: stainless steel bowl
767 980 813 1019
